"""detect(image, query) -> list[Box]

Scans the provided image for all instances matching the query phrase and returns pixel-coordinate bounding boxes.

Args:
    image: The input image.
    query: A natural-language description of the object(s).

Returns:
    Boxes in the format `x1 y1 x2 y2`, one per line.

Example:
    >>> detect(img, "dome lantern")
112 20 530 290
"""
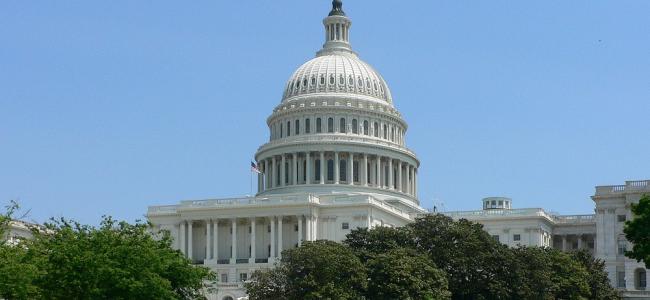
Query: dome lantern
318 0 353 56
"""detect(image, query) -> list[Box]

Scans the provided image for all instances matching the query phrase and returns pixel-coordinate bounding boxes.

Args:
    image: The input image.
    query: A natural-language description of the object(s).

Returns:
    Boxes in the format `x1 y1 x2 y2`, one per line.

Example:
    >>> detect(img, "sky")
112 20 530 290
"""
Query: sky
1 1 649 225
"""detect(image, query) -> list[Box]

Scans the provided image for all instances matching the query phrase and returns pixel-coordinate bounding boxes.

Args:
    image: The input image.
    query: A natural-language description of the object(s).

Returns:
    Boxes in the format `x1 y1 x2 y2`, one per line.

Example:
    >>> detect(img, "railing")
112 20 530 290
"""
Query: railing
552 214 596 224
443 208 554 220
147 205 178 214
235 258 249 264
595 180 650 195
256 134 417 157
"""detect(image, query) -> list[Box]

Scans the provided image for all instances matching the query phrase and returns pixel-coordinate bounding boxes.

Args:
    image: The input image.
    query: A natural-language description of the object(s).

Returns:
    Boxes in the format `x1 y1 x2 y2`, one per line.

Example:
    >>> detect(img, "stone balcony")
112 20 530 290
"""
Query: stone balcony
595 180 650 196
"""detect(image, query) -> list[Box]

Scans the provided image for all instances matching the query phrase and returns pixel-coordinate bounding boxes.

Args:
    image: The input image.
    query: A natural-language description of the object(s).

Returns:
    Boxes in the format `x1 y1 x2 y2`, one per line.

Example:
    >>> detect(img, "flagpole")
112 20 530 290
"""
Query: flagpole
250 167 253 196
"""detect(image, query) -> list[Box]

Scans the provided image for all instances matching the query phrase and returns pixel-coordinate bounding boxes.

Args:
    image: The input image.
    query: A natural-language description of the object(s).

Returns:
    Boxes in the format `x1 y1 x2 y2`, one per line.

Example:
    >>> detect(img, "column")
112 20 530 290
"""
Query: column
334 152 340 184
369 157 376 186
376 156 382 188
297 215 303 246
213 220 219 261
270 217 276 259
562 235 567 251
272 157 277 188
250 218 256 263
264 160 270 189
281 154 286 186
206 220 212 260
231 219 237 263
293 153 298 185
319 152 325 184
577 235 583 250
348 153 354 185
257 168 263 193
388 158 393 190
397 161 403 192
278 217 283 257
187 221 193 260
312 216 318 240
415 168 418 196
306 216 312 241
180 221 186 256
406 165 411 195
306 152 311 184
362 154 368 186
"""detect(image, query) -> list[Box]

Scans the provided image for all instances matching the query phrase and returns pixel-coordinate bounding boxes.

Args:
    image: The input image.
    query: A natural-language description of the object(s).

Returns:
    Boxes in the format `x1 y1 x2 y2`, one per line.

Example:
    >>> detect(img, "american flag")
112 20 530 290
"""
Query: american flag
251 161 262 174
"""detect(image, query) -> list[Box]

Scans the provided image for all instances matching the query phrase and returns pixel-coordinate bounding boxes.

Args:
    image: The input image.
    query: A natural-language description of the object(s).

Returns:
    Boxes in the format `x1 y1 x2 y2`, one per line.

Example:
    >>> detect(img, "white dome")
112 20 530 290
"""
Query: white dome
282 53 393 105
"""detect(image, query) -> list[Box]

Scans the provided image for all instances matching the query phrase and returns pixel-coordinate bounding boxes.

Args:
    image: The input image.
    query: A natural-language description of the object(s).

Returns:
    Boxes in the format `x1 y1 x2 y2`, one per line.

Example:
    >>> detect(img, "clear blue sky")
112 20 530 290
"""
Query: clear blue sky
1 1 649 225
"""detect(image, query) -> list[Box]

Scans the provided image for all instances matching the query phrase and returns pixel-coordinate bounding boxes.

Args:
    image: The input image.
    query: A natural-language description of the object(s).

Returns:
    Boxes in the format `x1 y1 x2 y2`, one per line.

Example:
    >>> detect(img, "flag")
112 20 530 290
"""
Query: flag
251 161 262 174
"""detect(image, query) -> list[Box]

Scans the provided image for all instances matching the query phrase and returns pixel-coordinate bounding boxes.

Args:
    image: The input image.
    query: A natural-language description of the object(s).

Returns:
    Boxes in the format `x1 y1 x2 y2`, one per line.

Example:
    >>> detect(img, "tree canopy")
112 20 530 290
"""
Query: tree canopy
0 204 215 300
624 194 650 269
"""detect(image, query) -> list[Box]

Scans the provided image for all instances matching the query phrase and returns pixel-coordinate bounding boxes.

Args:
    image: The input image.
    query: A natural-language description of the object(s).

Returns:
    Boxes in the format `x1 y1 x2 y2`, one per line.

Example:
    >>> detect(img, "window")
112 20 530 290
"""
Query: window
311 76 316 86
320 75 325 85
316 118 322 133
391 127 394 141
303 160 307 182
352 119 358 134
294 224 299 232
498 200 503 206
373 122 379 137
280 123 283 138
513 234 521 241
267 225 271 233
492 235 500 242
302 78 307 89
329 75 335 85
305 118 311 133
339 75 344 85
639 269 647 289
363 121 369 135
248 226 251 234
348 75 353 85
315 159 321 181
618 271 626 288
295 120 300 135
328 118 334 133
287 121 291 137
618 241 627 255
618 215 627 222
221 274 228 283
240 273 248 282
285 162 289 184
383 124 387 139
268 244 271 256
353 161 359 182
339 118 346 133
342 222 349 230
357 76 363 88
327 159 334 181
340 160 347 182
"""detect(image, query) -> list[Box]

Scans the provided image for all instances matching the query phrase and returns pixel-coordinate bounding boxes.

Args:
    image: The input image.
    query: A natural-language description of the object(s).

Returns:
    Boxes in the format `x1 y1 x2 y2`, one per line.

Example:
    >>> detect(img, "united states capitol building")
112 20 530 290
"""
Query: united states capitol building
146 1 649 299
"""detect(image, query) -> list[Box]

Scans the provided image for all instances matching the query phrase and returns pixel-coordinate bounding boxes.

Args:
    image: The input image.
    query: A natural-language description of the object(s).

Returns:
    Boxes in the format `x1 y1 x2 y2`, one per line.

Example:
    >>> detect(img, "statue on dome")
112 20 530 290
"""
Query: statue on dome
329 0 345 16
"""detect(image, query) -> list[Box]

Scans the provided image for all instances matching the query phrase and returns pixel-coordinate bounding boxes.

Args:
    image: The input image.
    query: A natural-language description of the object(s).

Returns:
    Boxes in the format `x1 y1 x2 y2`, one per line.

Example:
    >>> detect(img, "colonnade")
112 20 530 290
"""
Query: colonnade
256 151 417 197
178 215 316 264
557 234 595 252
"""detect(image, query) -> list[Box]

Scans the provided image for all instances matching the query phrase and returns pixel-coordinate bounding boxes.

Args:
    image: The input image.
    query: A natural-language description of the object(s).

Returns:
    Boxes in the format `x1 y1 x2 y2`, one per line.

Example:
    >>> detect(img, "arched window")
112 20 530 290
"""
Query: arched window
320 75 325 85
363 120 369 135
316 118 322 133
373 122 379 137
383 124 388 139
329 75 335 85
352 119 358 134
315 159 321 181
348 75 354 86
280 123 283 138
328 118 334 133
287 121 291 137
340 160 347 182
311 76 316 86
327 159 334 181
302 78 308 89
339 75 345 85
295 120 300 135
339 118 346 133
391 127 395 141
305 118 311 134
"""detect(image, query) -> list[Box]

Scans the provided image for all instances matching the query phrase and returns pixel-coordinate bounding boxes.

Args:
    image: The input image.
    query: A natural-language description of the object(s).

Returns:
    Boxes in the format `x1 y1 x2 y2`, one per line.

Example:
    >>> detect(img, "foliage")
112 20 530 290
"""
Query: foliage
624 194 650 269
406 214 514 299
571 250 620 300
366 248 450 300
246 240 367 300
0 206 215 300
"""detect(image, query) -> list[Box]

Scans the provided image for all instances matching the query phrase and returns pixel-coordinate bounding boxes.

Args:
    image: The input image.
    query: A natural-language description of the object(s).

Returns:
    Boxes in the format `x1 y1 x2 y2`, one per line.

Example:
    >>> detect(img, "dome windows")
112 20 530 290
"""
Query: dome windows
320 75 325 85
348 75 354 86
311 76 316 86
338 75 345 86
329 75 335 85
352 119 358 134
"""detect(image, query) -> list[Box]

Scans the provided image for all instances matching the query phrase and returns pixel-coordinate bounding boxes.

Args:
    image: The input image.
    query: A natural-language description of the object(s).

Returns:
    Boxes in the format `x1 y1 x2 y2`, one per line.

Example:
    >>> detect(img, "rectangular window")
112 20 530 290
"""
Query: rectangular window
294 224 299 232
618 215 627 222
618 241 627 255
492 235 500 242
315 160 321 181
221 273 228 283
342 222 350 230
305 119 311 133
640 271 647 288
240 273 248 282
617 272 626 288
267 225 271 233
513 234 521 241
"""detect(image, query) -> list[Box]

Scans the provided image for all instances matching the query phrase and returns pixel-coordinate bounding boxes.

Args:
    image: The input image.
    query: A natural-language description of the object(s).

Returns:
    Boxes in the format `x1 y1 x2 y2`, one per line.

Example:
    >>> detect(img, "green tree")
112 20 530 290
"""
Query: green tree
246 240 367 300
366 248 450 300
406 214 514 299
0 201 42 299
624 194 650 268
571 250 620 300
